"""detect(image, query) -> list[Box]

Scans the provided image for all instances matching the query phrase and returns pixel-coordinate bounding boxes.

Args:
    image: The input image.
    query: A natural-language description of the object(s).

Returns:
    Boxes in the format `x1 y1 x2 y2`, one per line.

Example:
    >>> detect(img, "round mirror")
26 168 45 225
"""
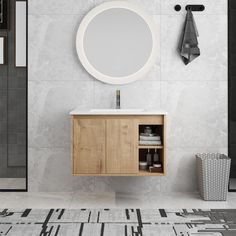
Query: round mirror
76 1 158 84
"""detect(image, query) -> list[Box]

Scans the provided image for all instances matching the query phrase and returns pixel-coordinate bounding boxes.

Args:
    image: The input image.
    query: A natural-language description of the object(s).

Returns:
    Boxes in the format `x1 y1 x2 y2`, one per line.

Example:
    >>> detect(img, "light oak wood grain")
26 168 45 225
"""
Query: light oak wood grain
106 119 138 174
72 115 163 124
73 118 106 174
72 172 165 176
162 115 167 175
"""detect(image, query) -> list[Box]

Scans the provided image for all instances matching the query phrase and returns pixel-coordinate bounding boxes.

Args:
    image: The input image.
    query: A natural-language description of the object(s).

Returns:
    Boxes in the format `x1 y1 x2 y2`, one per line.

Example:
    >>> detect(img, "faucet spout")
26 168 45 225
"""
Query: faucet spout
116 90 121 109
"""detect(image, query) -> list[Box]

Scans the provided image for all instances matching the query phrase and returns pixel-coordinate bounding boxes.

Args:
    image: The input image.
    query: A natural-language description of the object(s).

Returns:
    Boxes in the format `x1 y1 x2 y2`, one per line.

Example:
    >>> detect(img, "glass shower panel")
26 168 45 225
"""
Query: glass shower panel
0 0 27 190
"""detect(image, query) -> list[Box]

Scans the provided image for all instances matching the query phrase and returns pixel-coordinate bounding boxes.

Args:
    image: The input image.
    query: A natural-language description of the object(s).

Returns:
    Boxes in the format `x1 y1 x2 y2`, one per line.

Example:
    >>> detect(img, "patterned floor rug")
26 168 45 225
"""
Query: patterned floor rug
0 208 236 235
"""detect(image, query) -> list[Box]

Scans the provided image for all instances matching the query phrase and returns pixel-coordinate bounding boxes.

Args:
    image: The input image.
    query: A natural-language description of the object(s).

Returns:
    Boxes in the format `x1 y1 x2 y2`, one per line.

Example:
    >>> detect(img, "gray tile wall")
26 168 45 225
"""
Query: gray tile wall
28 0 227 193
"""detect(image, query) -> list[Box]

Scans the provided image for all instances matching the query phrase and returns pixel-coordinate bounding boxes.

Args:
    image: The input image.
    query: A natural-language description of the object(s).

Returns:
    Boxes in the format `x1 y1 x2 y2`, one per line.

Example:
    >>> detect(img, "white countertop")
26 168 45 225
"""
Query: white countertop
69 109 167 115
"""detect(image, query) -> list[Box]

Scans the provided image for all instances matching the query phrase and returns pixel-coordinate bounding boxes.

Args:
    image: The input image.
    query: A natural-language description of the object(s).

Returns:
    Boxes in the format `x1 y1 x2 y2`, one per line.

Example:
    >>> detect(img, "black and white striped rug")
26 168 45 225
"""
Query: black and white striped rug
0 208 235 235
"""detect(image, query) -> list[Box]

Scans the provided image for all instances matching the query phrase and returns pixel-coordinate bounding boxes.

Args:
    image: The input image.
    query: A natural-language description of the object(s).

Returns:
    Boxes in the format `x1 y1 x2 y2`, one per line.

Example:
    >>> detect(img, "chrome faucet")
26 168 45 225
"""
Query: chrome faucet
116 90 120 109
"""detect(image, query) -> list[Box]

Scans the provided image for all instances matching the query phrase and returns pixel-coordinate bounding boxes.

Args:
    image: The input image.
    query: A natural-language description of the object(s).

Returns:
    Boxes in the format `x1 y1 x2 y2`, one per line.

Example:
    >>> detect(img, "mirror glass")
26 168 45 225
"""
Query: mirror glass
84 8 152 77
76 2 157 84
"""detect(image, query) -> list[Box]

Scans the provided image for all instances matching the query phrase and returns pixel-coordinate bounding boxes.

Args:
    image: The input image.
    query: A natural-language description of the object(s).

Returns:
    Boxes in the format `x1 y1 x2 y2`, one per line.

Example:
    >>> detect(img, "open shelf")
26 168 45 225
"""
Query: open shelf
138 123 165 175
138 148 164 175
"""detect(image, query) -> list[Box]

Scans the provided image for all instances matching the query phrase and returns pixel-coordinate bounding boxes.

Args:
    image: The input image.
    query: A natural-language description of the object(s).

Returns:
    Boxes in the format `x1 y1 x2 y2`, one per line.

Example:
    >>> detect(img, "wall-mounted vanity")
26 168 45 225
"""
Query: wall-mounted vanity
70 110 166 176
71 2 163 177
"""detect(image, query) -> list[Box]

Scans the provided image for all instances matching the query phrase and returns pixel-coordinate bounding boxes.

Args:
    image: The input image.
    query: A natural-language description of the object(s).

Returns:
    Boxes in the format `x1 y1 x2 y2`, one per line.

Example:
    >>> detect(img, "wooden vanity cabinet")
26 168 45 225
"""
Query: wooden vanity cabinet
72 115 166 176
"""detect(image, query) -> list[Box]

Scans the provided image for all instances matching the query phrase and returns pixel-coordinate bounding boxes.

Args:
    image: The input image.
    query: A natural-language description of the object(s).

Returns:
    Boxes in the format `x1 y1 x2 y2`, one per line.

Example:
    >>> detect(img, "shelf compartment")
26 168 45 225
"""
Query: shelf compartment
138 148 164 174
138 124 163 146
139 124 163 136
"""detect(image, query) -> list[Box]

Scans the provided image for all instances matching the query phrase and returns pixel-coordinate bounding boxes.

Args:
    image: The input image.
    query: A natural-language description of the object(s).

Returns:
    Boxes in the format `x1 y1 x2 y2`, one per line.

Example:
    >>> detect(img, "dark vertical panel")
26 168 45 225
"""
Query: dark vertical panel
229 0 236 182
7 0 26 170
0 31 8 178
0 0 27 182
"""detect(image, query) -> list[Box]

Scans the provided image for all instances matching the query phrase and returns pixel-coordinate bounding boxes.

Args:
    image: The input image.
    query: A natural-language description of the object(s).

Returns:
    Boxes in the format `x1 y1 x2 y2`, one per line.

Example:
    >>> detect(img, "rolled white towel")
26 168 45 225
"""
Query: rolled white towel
140 133 157 137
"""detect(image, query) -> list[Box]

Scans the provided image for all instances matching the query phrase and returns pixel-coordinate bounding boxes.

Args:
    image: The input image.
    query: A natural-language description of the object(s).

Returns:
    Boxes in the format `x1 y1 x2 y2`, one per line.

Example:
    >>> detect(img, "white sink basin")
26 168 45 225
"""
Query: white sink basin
69 109 167 115
90 109 144 113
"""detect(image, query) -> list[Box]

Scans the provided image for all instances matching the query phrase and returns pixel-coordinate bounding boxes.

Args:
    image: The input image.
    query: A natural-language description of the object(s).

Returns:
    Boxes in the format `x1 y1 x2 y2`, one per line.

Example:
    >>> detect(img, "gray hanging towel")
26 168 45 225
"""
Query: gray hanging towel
179 9 200 65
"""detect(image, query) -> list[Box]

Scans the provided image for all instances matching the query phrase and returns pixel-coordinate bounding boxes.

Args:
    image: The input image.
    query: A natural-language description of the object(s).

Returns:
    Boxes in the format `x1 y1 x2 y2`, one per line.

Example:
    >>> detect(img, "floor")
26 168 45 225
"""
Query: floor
0 192 236 209
1 208 235 235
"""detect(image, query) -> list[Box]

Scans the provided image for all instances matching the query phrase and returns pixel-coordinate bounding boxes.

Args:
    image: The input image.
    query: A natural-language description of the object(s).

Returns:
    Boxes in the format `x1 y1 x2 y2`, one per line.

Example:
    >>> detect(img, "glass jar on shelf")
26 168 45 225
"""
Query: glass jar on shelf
144 126 152 135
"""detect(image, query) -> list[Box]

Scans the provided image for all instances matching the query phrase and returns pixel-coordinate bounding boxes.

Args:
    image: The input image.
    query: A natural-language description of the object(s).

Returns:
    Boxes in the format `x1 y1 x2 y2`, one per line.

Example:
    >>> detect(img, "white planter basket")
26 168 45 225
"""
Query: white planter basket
196 153 231 201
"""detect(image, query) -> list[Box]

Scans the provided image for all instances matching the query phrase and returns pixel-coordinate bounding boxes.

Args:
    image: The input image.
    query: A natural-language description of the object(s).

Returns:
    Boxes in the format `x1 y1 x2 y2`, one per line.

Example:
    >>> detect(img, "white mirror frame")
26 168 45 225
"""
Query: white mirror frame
76 1 158 85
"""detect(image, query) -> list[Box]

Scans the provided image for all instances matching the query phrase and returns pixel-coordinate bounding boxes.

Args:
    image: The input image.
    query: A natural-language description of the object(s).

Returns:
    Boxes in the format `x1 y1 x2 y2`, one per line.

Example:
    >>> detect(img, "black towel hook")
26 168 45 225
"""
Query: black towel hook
174 4 181 11
186 5 192 11
174 4 205 12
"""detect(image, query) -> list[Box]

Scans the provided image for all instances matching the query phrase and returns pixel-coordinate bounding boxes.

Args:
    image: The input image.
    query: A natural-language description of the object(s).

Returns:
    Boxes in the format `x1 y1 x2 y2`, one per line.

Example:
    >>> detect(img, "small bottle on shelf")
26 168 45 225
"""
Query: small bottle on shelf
153 149 160 165
144 126 152 135
146 149 152 167
151 149 162 172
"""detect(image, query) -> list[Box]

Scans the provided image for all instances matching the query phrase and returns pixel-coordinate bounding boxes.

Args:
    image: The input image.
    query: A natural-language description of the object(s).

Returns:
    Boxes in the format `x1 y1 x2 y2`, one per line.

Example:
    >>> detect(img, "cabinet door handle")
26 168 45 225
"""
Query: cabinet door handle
98 159 100 173
99 159 102 173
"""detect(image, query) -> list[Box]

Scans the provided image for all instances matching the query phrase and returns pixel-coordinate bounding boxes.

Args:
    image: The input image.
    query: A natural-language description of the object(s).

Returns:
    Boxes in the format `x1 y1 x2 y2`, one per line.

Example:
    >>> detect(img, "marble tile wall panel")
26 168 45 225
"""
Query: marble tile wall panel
28 147 95 192
28 0 228 192
94 177 161 195
161 0 227 15
93 0 161 15
161 147 228 192
94 81 161 109
28 15 95 82
28 0 94 15
28 81 94 148
161 14 227 81
161 81 227 148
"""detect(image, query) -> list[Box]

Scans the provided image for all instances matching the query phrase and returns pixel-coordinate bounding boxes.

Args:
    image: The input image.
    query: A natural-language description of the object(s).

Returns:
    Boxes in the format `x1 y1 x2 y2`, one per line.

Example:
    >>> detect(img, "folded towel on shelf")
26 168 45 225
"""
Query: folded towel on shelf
139 135 161 141
139 140 162 146
140 133 157 137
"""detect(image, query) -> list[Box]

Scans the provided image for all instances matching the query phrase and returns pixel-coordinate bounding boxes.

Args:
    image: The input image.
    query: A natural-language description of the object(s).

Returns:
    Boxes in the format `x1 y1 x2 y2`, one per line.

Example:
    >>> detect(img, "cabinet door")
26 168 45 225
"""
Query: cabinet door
106 119 138 174
73 118 106 174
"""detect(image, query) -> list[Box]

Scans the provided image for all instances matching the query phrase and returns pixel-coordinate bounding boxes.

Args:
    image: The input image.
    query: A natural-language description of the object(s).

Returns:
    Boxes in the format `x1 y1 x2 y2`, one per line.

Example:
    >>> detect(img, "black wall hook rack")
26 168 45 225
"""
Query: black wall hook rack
185 5 205 11
174 4 205 12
